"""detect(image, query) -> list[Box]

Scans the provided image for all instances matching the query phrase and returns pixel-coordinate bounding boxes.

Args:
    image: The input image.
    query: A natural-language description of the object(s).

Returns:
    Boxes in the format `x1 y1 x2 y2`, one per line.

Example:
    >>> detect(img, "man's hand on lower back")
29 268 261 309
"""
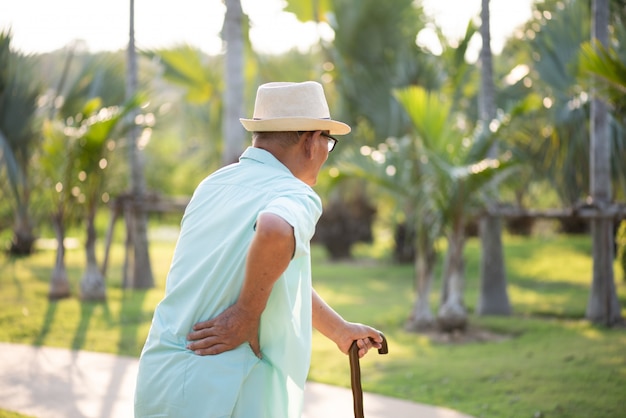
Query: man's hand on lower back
186 303 262 358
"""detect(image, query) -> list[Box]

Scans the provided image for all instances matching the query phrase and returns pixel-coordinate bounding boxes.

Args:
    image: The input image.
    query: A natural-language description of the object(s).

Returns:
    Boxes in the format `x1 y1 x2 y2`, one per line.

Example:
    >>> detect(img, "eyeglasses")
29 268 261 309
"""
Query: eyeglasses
320 132 338 153
298 131 338 152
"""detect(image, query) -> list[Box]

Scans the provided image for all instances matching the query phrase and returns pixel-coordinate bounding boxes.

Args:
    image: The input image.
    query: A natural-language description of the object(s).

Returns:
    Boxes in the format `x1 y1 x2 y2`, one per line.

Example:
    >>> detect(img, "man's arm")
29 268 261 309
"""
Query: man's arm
312 288 383 358
186 212 294 357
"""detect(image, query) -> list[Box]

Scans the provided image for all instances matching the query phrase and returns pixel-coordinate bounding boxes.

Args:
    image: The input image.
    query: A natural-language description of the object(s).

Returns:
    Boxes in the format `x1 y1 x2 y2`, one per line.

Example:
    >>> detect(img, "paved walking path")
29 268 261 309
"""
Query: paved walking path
0 342 474 418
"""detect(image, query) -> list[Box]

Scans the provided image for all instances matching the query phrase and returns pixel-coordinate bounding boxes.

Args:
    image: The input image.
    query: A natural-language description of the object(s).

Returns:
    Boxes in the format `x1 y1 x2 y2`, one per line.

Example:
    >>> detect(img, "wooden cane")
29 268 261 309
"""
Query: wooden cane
348 333 389 418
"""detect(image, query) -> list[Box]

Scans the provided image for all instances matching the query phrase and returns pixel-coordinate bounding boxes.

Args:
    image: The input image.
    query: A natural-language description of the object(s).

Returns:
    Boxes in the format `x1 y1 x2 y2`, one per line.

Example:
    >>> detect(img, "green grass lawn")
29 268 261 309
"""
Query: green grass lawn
0 412 35 418
1 229 625 418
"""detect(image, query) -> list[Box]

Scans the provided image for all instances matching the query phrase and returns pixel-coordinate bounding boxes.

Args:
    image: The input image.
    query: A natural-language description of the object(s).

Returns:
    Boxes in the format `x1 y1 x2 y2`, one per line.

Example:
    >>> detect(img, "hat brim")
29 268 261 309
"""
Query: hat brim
239 117 351 135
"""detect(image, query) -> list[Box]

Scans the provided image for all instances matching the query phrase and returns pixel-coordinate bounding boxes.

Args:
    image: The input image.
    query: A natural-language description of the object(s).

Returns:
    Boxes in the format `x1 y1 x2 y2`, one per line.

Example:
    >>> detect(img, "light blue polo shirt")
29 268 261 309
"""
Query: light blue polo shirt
135 147 322 418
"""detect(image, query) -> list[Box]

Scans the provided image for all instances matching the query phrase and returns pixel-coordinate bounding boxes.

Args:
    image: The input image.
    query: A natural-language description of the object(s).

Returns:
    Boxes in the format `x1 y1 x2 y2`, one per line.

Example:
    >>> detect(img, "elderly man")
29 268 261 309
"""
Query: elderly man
134 81 383 418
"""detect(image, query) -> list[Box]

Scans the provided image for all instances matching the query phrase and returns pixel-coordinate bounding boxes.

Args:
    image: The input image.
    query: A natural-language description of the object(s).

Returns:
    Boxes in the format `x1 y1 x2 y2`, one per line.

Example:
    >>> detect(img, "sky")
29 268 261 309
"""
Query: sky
0 0 534 57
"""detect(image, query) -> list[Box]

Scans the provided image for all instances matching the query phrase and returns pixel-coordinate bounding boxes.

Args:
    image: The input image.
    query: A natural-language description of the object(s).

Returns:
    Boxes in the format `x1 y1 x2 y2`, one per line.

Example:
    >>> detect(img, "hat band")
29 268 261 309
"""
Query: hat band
252 117 332 120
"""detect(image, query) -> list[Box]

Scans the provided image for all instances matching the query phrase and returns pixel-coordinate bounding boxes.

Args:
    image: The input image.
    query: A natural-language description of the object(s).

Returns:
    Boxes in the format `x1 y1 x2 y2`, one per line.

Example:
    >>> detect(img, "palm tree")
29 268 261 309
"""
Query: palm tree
0 31 43 255
126 0 154 289
314 1 506 328
395 86 515 331
41 105 116 300
337 135 440 329
40 50 132 299
40 119 77 299
76 99 137 300
586 0 622 325
500 0 624 324
391 21 486 330
477 0 511 316
340 85 516 331
222 0 246 165
579 23 626 199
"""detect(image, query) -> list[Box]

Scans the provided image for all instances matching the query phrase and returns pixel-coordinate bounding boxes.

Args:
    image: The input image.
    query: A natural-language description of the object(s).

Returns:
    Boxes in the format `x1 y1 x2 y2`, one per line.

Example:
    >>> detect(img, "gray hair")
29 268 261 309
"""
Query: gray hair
252 131 301 149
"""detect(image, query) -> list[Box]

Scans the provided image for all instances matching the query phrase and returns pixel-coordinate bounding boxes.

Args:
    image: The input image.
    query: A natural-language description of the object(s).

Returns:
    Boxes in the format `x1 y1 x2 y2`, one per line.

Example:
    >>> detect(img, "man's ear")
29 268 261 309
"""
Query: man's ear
302 131 316 160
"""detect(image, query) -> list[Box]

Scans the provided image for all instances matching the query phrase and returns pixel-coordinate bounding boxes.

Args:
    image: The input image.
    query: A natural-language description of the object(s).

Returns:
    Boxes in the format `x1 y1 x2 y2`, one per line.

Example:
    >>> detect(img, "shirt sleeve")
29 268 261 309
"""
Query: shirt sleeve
259 193 322 259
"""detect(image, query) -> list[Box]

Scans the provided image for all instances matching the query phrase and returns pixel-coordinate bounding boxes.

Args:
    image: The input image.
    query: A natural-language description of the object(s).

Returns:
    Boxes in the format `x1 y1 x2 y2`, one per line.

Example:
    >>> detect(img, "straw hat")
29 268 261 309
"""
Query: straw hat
239 81 351 135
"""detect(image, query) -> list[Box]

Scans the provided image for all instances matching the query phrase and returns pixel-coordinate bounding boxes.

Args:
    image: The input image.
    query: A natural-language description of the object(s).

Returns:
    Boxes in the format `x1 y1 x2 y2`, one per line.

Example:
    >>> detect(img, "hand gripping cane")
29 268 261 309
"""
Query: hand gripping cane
348 333 389 418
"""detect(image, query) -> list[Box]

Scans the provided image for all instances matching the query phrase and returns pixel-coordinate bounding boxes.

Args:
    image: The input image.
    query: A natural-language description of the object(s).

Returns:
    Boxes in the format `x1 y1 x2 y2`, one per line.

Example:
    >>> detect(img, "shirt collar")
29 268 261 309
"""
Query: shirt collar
239 146 293 176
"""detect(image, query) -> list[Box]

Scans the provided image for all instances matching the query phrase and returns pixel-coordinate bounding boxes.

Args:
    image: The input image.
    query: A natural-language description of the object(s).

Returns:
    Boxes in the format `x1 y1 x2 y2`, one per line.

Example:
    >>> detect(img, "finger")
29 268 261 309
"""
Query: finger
186 335 221 351
192 319 214 331
358 338 371 350
355 338 367 358
370 331 383 343
192 342 231 356
187 327 217 341
368 336 383 349
358 346 368 358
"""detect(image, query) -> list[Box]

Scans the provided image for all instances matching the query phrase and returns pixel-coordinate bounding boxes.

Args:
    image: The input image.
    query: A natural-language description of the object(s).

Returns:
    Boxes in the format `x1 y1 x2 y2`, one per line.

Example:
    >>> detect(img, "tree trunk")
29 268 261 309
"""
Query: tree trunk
438 225 468 331
477 0 511 316
10 170 35 256
10 208 35 256
125 0 154 289
478 217 511 314
48 215 71 300
222 0 246 165
586 0 622 325
80 205 106 301
405 232 436 331
123 200 134 289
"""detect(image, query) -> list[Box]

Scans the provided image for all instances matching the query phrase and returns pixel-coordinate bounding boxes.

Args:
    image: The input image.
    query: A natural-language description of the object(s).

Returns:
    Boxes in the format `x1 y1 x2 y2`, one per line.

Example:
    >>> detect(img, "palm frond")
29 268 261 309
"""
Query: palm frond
579 40 626 115
393 86 454 154
142 45 216 103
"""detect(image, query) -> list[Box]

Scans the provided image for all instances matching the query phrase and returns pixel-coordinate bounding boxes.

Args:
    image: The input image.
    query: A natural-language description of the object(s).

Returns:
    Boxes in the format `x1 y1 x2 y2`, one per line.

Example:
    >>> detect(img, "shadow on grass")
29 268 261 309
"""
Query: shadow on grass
117 289 149 356
513 275 589 294
503 234 592 257
509 278 589 319
72 301 110 351
32 301 58 347
32 298 112 351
